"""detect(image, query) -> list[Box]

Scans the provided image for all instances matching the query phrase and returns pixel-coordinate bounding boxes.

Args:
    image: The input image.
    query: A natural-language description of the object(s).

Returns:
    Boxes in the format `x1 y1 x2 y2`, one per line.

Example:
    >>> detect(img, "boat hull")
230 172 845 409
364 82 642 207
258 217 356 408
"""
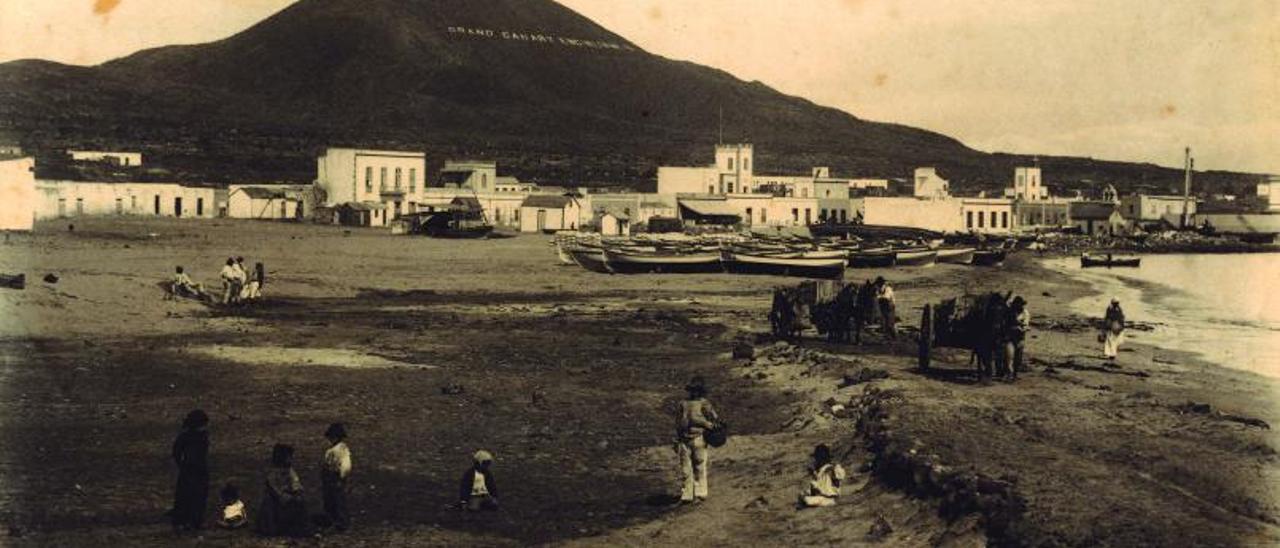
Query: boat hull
849 251 896 268
936 247 976 265
971 250 1007 266
569 249 612 274
894 249 938 267
1081 255 1141 268
604 250 723 274
723 252 845 279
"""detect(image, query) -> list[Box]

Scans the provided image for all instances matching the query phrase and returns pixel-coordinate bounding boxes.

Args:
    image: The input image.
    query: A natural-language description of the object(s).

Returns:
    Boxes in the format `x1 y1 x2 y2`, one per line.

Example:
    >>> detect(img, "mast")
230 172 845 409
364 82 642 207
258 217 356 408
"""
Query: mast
1182 147 1192 228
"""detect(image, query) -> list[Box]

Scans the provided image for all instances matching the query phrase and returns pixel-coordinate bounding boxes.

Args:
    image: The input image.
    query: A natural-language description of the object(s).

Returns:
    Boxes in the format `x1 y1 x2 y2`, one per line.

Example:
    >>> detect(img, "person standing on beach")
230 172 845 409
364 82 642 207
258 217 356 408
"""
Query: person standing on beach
169 409 210 533
457 450 500 511
320 423 352 531
675 376 720 504
256 444 310 537
219 258 240 304
875 277 897 340
1007 296 1030 378
1102 299 1126 360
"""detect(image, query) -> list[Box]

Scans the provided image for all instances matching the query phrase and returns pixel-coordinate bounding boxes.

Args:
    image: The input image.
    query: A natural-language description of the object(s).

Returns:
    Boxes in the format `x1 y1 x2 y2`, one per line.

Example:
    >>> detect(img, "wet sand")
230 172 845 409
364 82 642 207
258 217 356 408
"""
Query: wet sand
0 218 1276 546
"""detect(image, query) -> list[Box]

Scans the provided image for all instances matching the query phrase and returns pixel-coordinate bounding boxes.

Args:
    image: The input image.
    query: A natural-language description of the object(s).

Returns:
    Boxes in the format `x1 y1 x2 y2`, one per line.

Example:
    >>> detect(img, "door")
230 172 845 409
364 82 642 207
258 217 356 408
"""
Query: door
280 201 287 218
154 195 161 215
58 199 66 217
196 198 204 217
536 209 547 232
174 197 183 218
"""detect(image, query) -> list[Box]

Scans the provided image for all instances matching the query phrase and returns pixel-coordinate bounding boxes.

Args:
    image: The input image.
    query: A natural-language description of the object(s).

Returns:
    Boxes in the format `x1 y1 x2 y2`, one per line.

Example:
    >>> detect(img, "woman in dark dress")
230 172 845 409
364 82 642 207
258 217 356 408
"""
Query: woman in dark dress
256 443 311 537
170 409 210 533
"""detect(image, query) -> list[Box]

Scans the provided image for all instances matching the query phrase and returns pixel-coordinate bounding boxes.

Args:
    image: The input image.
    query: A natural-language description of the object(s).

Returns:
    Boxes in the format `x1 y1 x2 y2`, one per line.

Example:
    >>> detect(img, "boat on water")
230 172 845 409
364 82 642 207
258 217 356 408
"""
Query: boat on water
849 249 896 268
936 247 976 265
894 248 938 267
971 249 1007 266
568 248 612 274
1080 253 1141 268
723 251 845 278
603 249 723 274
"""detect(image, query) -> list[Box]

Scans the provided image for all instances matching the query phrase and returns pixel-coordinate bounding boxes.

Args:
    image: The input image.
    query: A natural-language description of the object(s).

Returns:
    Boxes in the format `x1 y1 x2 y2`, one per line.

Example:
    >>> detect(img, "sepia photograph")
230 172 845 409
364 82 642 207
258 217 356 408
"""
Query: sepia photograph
0 0 1277 546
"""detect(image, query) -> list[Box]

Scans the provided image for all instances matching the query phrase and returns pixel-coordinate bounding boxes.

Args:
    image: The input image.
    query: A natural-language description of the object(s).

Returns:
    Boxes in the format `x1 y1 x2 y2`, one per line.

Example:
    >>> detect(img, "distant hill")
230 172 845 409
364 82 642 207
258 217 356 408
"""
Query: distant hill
0 0 1263 195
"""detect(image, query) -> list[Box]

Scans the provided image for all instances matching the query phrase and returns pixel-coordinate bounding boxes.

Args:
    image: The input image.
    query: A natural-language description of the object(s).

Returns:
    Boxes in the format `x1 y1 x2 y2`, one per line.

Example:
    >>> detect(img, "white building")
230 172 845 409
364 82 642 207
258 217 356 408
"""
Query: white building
657 144 754 195
316 148 427 219
34 181 217 219
848 178 890 192
862 197 963 233
1119 194 1197 223
68 150 144 167
0 156 36 231
227 185 304 220
1006 166 1048 201
961 198 1017 234
519 194 582 232
912 168 950 198
1257 177 1280 212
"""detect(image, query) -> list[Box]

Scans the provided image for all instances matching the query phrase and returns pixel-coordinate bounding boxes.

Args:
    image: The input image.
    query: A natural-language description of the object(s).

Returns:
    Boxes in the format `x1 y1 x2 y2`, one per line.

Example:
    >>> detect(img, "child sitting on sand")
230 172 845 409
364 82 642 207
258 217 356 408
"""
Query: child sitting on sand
217 482 248 529
799 444 846 508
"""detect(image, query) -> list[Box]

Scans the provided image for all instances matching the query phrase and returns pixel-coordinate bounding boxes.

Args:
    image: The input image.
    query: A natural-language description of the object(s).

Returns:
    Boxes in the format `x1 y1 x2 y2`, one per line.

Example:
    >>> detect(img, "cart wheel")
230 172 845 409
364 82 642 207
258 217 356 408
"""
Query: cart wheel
918 304 932 371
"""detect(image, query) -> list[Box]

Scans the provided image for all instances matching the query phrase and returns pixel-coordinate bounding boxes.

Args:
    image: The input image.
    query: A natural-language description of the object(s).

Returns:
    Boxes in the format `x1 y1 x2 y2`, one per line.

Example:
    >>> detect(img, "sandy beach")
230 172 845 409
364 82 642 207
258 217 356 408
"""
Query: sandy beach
1 217 1277 546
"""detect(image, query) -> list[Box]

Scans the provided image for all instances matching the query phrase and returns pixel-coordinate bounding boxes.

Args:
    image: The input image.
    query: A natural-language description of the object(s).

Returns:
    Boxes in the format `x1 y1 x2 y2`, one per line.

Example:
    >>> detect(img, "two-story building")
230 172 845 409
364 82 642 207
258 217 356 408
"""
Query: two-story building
0 155 36 231
316 148 427 225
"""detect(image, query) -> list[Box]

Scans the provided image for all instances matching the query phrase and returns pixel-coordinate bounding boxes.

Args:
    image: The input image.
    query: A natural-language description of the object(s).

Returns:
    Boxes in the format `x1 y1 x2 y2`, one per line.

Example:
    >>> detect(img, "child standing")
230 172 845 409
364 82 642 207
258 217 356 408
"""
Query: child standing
321 423 352 531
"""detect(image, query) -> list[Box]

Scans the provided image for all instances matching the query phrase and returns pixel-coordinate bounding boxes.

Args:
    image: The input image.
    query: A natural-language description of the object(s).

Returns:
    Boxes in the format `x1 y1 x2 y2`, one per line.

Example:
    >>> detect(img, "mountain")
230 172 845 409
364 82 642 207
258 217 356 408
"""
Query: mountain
0 0 1262 194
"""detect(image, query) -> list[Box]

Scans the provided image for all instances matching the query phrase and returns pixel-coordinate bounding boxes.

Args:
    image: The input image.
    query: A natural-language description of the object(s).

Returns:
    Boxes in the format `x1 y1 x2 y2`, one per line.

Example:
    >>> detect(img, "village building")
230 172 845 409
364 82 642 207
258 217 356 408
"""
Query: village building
227 185 306 220
961 198 1017 234
333 202 387 227
32 181 217 220
1256 177 1280 212
438 161 497 190
519 194 582 232
583 193 677 229
657 143 755 195
1069 202 1127 236
912 168 950 199
597 210 631 236
68 150 144 167
316 148 427 220
677 196 745 226
1005 166 1049 201
0 144 23 157
1119 194 1197 223
860 196 963 233
0 155 37 231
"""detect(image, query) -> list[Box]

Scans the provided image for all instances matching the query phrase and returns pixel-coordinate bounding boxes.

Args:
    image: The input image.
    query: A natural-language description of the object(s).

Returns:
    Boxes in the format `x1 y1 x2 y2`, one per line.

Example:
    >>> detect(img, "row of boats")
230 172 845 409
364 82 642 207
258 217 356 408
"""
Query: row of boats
557 238 1008 278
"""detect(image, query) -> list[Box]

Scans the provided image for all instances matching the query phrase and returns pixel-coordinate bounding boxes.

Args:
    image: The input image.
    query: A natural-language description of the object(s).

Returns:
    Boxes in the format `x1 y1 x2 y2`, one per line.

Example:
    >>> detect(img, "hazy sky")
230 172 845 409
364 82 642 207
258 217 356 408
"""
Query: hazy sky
1 0 1276 173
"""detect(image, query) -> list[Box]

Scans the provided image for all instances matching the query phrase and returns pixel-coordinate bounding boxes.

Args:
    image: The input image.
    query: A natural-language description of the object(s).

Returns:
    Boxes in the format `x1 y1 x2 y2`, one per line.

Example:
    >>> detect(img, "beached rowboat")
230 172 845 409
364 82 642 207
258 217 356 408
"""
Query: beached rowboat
894 248 939 267
603 249 723 274
936 247 976 265
848 249 896 268
971 250 1007 266
569 248 612 274
722 251 846 279
1080 253 1141 268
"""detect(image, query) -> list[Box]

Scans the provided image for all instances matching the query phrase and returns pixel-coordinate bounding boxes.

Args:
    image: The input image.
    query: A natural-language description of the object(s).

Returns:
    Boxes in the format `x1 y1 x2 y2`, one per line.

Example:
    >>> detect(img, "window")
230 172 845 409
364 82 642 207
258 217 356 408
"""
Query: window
76 198 84 215
481 174 488 189
804 208 811 224
709 185 715 194
745 207 753 224
978 211 984 228
380 167 388 189
395 168 402 190
365 167 373 192
409 168 417 192
1017 175 1024 185
57 198 66 217
820 209 828 221
744 158 750 171
728 157 735 171
761 208 767 223
791 208 799 222
727 182 735 194
825 190 831 197
115 198 123 215
1002 211 1009 228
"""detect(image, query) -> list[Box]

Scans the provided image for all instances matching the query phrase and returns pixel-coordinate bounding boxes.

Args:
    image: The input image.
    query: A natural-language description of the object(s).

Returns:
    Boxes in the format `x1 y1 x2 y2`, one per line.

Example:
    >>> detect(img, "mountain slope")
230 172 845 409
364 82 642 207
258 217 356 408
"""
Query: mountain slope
0 0 1259 193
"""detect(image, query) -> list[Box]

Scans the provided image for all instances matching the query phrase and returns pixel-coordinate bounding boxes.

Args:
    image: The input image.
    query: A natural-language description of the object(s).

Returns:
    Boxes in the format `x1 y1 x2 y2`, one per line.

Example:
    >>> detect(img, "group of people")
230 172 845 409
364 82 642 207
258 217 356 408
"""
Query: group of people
219 256 264 305
168 256 264 305
167 410 499 538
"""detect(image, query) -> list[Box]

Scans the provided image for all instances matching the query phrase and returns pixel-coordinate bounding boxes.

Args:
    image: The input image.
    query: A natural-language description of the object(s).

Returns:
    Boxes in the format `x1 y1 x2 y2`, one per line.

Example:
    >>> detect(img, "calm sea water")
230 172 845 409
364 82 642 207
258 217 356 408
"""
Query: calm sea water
1043 253 1280 378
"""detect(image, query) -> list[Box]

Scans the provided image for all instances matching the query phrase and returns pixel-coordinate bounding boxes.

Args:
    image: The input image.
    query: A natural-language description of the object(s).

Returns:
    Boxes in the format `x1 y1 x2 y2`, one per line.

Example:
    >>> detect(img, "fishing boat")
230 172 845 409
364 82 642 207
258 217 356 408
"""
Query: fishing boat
568 248 612 274
848 249 896 268
770 250 848 260
971 249 1007 266
603 249 723 274
1080 253 1141 268
936 247 976 265
723 251 846 279
893 248 938 267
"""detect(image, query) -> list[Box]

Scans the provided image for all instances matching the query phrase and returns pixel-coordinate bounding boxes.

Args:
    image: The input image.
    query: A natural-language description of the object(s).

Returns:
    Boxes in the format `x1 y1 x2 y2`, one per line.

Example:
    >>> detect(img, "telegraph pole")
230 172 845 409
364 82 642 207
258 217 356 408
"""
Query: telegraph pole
1182 147 1193 228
